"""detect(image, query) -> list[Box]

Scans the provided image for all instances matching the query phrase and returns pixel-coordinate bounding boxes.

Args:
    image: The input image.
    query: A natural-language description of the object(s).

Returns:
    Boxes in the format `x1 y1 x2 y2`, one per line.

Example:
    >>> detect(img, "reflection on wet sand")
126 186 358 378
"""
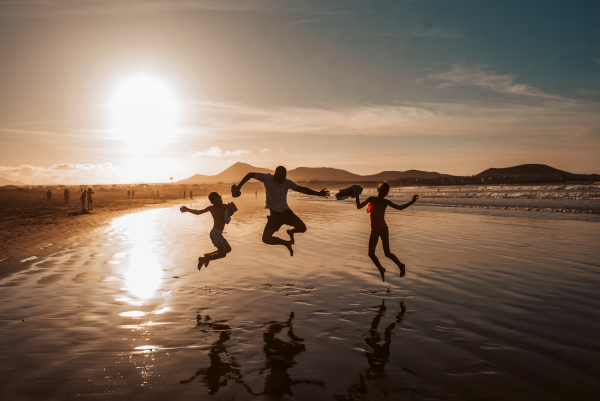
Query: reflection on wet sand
180 313 243 394
260 312 324 397
363 300 406 380
181 311 323 397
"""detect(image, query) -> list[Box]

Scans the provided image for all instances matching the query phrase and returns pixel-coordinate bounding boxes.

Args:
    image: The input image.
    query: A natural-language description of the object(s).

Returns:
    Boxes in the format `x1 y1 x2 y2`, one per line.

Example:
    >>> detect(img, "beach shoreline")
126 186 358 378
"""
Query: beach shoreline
0 196 186 277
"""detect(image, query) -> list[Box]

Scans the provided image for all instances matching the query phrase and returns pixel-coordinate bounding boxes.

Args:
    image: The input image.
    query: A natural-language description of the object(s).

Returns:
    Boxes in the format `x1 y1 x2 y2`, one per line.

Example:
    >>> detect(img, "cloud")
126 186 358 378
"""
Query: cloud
0 163 121 184
0 0 285 18
418 64 566 100
286 19 321 26
260 148 272 153
192 147 250 157
189 99 600 142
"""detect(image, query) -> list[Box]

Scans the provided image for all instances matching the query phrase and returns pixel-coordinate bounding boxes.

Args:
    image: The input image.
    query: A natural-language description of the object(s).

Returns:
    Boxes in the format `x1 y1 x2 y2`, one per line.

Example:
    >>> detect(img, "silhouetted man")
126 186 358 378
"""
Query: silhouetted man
46 189 52 202
63 188 70 206
233 166 329 256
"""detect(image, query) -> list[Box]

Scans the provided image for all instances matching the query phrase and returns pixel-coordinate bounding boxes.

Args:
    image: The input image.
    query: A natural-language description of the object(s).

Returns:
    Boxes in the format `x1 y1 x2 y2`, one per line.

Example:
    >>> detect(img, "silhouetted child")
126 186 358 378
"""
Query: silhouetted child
356 182 418 282
180 192 234 270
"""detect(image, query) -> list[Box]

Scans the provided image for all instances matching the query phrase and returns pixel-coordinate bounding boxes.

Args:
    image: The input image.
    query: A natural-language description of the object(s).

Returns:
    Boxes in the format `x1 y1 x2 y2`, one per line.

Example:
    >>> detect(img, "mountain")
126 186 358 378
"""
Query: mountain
176 162 273 184
178 162 450 184
475 164 572 177
0 177 25 186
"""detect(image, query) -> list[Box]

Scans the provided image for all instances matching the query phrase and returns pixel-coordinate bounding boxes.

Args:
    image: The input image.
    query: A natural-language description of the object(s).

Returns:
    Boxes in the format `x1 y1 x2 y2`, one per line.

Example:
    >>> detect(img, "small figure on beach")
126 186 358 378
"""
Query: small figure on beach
80 190 87 211
183 190 186 199
46 189 52 202
190 190 193 200
127 190 130 199
180 192 236 270
132 190 135 198
233 166 329 256
63 188 70 206
87 187 95 210
356 182 418 281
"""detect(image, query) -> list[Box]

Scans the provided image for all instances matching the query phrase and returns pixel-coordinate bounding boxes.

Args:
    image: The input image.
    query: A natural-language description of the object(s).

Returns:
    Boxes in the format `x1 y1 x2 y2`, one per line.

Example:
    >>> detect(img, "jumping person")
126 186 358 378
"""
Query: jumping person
232 166 329 256
180 192 235 270
356 182 418 282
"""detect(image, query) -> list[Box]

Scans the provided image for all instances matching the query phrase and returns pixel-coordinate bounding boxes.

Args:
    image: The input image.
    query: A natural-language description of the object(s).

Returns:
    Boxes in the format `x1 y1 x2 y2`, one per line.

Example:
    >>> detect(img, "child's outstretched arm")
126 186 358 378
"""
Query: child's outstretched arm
387 194 419 210
356 195 372 209
180 205 211 215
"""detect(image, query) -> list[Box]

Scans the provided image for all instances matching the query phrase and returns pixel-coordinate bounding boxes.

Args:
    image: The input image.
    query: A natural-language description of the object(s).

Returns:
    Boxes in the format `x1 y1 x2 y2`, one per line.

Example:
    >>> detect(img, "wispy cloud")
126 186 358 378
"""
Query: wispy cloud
189 98 600 141
192 147 250 157
418 64 569 100
286 18 321 26
259 148 272 154
0 163 121 184
0 0 284 18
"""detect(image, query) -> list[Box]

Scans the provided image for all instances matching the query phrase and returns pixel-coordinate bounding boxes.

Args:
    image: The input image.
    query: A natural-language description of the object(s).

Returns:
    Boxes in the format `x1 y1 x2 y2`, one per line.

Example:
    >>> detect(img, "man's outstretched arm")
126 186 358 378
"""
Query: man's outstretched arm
234 173 257 190
387 195 419 210
294 186 330 198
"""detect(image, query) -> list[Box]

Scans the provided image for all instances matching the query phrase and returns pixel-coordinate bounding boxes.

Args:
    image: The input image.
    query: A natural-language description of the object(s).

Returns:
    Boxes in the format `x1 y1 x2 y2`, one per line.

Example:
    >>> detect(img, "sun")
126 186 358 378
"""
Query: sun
109 74 179 143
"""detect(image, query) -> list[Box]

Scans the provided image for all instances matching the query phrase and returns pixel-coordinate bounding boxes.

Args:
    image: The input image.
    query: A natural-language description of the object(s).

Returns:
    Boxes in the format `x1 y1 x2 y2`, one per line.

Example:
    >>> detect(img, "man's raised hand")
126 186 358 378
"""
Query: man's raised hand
319 189 330 198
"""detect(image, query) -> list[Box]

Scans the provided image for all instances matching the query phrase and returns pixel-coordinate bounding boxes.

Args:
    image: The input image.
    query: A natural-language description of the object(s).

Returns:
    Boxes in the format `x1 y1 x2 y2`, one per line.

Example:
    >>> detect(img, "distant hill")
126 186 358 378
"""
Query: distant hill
476 164 572 177
177 162 273 184
0 177 25 186
178 162 450 184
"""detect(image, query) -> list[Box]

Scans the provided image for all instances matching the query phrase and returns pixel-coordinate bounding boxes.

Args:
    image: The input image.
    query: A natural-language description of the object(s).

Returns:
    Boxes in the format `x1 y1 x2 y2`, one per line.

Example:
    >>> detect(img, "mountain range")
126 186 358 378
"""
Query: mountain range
177 162 454 184
0 177 25 186
475 164 572 177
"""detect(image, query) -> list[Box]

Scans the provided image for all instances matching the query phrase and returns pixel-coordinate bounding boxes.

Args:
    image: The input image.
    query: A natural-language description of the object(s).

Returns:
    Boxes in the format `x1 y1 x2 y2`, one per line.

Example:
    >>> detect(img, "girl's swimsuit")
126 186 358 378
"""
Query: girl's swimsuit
368 203 387 234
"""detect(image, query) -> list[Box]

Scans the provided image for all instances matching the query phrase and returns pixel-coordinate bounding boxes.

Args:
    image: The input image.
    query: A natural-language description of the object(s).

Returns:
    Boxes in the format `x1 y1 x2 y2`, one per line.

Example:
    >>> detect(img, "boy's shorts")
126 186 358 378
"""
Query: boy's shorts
210 229 226 248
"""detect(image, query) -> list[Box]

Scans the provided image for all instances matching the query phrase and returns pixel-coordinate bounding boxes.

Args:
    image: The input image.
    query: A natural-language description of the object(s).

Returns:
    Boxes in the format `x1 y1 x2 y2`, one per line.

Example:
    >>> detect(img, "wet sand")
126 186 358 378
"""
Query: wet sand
1 196 599 400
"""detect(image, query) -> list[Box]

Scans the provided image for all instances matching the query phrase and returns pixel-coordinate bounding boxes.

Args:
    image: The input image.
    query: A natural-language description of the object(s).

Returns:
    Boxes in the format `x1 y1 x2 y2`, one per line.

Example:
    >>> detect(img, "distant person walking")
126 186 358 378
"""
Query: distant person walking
87 187 95 210
63 188 71 206
233 166 329 256
127 190 131 199
46 189 52 202
183 190 186 199
80 190 87 212
356 182 418 282
190 190 193 200
132 190 135 199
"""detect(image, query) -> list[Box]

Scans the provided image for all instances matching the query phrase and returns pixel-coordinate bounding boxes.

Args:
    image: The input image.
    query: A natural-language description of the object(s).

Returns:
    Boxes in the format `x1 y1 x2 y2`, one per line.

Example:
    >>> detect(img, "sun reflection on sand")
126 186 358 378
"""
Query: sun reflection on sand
109 212 165 302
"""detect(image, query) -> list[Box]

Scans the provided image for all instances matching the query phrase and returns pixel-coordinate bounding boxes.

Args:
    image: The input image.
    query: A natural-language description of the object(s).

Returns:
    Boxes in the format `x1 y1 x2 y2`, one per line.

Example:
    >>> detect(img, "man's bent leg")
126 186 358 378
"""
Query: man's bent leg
263 228 293 256
286 217 306 245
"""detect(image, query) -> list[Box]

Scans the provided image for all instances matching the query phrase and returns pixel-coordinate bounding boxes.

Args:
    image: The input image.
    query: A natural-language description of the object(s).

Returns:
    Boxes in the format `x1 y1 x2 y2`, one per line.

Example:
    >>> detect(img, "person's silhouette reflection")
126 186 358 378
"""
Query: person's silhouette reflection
363 300 406 380
181 311 323 397
259 312 324 397
180 313 242 394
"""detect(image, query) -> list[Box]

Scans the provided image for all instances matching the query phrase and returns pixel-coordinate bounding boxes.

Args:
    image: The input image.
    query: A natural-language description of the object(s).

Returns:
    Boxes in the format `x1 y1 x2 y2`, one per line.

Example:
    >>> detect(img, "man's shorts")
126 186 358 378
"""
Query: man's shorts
265 208 300 231
210 229 227 248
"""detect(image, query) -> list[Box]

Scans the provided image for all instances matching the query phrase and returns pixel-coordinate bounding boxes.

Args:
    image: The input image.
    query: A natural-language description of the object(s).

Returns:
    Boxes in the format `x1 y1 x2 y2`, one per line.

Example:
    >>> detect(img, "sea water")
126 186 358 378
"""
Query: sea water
293 182 600 222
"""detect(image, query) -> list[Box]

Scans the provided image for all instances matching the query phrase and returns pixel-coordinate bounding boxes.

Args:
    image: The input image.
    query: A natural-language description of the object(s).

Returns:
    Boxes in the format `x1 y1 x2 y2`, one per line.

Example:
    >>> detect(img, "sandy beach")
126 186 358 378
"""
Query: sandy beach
0 195 599 400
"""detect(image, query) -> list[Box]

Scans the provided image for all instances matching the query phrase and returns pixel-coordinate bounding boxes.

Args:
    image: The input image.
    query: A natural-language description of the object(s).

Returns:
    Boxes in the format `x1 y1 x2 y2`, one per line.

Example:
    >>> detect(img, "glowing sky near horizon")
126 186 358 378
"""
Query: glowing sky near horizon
0 0 599 184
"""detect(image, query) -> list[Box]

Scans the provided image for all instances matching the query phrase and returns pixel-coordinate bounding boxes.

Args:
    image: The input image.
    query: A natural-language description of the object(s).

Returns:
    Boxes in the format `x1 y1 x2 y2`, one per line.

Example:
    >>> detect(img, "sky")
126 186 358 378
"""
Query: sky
0 0 599 184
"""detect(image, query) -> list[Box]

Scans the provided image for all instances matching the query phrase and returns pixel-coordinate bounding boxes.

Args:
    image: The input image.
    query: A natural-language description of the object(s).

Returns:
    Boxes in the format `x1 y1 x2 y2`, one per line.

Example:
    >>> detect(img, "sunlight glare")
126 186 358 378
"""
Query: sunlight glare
110 74 179 143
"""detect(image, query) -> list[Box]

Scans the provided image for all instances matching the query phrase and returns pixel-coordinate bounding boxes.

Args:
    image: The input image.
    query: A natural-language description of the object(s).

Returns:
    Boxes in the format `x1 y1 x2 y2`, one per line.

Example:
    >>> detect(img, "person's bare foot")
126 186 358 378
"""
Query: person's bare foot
203 254 210 268
377 266 386 282
285 241 294 257
197 257 204 271
399 263 406 277
287 229 295 245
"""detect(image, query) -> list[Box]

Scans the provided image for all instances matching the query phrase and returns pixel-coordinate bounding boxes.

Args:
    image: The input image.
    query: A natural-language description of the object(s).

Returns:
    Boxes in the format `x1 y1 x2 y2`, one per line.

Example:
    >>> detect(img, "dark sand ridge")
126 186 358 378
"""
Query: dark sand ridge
0 196 599 400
